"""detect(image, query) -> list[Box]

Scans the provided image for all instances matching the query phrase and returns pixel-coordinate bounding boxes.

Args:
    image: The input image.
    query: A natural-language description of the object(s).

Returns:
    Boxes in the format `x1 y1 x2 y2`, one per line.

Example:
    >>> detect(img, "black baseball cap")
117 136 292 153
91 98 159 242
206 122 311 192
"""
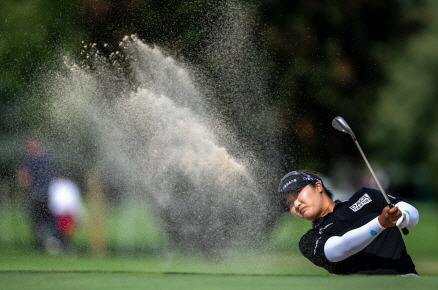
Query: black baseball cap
278 170 323 195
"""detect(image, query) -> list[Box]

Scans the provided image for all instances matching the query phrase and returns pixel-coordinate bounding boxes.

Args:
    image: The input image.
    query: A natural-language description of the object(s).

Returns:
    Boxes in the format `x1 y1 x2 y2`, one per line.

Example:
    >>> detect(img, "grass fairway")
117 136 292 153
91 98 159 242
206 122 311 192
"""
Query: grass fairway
1 271 438 290
2 271 438 290
1 251 438 290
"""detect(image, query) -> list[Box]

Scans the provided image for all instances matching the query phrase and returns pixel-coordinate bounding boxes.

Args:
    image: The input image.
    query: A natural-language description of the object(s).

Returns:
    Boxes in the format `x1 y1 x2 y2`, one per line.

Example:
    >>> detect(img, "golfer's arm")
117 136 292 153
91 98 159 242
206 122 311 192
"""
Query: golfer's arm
395 201 419 228
324 217 385 262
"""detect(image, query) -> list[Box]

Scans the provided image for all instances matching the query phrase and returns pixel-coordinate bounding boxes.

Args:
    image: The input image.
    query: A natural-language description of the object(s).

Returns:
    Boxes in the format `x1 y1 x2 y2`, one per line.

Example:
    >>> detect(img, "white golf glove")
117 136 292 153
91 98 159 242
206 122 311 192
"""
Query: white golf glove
396 210 410 229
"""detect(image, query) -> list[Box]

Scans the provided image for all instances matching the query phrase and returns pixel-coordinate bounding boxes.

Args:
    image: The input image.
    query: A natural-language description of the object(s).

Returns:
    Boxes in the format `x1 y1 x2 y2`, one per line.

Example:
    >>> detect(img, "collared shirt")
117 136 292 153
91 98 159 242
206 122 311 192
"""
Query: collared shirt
299 187 417 275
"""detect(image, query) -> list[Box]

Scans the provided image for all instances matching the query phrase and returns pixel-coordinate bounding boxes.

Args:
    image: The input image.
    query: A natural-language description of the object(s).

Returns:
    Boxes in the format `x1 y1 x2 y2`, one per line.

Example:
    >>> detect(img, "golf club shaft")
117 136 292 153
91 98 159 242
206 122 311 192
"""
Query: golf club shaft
353 140 391 204
332 116 409 235
353 139 409 235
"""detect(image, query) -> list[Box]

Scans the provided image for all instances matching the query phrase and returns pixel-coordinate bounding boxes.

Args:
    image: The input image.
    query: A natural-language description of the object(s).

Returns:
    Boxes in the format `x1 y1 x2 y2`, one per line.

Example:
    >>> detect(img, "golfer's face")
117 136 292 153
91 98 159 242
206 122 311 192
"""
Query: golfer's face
286 182 324 221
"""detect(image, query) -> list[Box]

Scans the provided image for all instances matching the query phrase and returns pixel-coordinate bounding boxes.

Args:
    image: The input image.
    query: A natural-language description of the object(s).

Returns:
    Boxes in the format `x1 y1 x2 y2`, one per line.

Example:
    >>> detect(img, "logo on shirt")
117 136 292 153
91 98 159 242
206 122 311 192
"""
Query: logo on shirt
349 193 372 212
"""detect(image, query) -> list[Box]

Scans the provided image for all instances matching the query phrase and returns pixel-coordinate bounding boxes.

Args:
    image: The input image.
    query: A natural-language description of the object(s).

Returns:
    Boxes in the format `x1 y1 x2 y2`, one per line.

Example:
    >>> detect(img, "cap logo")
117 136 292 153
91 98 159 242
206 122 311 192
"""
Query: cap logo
279 173 322 193
281 179 297 191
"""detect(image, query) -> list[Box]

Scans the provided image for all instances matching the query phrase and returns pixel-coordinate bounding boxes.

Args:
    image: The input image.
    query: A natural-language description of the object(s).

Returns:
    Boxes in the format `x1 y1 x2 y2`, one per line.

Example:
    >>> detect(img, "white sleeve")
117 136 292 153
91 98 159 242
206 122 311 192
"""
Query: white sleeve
324 217 385 262
395 201 419 228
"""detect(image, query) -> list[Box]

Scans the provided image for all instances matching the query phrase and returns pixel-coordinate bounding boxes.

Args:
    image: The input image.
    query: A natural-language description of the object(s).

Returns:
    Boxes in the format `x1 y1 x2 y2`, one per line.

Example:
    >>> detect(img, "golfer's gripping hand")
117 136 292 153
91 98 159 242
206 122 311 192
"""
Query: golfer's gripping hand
378 205 402 228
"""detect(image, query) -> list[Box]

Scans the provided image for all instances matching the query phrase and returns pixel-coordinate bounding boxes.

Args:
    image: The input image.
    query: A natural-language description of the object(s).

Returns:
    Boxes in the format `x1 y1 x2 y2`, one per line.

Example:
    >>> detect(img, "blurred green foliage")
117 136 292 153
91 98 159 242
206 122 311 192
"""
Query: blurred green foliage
0 0 435 199
367 0 438 200
0 0 83 179
0 0 81 97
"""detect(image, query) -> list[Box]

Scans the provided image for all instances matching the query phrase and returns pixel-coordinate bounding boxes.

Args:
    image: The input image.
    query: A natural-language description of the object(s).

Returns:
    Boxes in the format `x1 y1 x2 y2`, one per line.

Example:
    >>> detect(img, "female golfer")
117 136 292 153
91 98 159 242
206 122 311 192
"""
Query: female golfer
278 170 419 275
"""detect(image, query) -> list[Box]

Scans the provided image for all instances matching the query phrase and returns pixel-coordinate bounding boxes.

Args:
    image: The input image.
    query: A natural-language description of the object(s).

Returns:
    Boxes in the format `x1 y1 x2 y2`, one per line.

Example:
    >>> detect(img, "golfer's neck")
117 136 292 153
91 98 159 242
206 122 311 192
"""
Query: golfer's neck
320 197 336 218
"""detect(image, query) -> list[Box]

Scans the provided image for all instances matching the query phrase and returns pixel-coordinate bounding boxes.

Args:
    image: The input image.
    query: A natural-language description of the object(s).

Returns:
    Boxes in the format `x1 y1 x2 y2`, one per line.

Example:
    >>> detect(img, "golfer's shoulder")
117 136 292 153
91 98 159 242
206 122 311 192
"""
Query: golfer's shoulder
349 187 382 202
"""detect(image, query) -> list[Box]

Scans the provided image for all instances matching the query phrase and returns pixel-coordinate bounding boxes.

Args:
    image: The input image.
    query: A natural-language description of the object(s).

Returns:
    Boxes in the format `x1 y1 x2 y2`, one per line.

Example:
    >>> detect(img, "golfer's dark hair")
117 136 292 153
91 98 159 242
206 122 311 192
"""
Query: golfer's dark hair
297 170 333 200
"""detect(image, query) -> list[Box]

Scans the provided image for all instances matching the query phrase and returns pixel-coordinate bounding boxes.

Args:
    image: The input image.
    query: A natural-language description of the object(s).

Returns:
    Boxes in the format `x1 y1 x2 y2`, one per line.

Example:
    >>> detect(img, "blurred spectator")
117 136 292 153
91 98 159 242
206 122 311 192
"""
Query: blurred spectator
16 135 61 253
48 178 85 248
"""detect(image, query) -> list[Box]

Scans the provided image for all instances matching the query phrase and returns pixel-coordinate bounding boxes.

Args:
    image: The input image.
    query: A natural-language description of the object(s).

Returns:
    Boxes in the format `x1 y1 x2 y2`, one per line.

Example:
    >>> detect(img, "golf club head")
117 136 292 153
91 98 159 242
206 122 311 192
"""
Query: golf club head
332 116 356 139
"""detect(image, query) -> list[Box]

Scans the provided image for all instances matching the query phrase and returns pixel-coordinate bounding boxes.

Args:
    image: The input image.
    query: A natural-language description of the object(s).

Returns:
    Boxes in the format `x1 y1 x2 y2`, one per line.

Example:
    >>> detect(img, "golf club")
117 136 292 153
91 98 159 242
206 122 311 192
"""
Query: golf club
332 116 409 235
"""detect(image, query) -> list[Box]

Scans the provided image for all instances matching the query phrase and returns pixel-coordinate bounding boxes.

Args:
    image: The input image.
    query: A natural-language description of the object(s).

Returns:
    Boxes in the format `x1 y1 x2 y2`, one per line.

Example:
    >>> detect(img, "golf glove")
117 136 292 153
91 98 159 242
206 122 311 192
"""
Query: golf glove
394 201 419 229
396 212 409 229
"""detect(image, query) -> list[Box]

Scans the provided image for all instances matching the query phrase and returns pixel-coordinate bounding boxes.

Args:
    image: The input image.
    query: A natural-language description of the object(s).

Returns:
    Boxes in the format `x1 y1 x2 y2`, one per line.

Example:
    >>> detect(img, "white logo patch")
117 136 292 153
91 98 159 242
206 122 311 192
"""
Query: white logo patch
349 193 372 212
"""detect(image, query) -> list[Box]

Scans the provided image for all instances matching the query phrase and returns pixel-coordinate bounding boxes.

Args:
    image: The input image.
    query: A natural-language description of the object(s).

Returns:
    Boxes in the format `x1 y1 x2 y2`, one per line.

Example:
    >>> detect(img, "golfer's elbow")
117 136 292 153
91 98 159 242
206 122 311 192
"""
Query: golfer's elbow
324 236 352 263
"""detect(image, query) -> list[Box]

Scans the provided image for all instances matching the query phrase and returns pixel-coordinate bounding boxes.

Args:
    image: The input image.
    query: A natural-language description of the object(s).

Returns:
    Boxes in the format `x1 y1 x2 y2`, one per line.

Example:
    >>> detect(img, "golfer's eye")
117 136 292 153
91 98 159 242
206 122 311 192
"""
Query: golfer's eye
290 191 299 201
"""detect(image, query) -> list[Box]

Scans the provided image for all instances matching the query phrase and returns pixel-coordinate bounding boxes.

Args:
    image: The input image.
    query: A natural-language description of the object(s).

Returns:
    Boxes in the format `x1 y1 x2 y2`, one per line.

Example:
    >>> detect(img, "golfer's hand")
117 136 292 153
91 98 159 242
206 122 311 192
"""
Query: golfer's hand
378 205 402 228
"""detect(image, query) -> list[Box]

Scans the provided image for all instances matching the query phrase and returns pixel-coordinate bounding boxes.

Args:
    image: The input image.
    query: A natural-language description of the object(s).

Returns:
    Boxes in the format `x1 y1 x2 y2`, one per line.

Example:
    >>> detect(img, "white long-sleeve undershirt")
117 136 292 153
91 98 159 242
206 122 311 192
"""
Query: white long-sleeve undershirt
324 202 419 263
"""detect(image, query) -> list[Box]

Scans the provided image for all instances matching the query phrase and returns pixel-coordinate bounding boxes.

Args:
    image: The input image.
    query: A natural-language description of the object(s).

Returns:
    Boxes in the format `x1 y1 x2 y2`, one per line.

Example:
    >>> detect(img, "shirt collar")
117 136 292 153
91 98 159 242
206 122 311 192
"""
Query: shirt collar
313 199 347 228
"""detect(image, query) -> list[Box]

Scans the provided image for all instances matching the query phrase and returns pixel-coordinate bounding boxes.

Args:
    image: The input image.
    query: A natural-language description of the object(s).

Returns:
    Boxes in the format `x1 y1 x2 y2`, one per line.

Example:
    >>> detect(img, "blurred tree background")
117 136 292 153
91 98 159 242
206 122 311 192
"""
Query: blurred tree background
0 0 436 204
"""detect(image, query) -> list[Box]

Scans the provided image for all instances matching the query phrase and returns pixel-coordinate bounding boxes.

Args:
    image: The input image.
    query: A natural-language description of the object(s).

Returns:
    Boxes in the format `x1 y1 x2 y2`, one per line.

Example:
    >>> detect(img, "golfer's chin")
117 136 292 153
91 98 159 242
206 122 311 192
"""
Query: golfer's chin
300 209 317 221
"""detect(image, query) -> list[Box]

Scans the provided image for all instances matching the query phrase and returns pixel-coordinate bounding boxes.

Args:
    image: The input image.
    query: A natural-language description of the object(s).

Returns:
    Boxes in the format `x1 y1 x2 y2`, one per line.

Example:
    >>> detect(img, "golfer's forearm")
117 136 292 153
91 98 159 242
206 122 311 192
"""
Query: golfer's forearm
395 201 419 228
324 217 385 262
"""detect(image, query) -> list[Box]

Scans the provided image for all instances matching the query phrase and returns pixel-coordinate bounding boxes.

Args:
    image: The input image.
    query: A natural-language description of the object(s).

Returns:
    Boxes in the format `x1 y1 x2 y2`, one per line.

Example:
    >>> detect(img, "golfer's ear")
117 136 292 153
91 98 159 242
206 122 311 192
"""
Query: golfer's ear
315 181 323 192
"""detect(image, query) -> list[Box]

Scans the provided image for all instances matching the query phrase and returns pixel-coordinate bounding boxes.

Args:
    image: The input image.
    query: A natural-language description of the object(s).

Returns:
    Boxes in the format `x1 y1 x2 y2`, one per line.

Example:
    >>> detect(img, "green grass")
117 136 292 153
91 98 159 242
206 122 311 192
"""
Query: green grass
1 252 438 290
0 249 323 275
2 271 438 290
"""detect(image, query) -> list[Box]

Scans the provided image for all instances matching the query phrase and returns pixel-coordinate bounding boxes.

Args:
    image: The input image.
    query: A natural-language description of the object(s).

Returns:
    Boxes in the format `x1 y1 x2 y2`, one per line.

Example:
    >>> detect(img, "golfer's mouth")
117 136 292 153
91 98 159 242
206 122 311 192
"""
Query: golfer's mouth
300 207 307 214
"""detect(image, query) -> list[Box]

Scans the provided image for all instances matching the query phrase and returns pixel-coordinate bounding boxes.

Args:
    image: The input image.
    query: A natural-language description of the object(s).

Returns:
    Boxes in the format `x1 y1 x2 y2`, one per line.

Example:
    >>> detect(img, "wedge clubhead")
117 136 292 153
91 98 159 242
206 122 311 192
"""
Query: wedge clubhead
332 116 356 140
